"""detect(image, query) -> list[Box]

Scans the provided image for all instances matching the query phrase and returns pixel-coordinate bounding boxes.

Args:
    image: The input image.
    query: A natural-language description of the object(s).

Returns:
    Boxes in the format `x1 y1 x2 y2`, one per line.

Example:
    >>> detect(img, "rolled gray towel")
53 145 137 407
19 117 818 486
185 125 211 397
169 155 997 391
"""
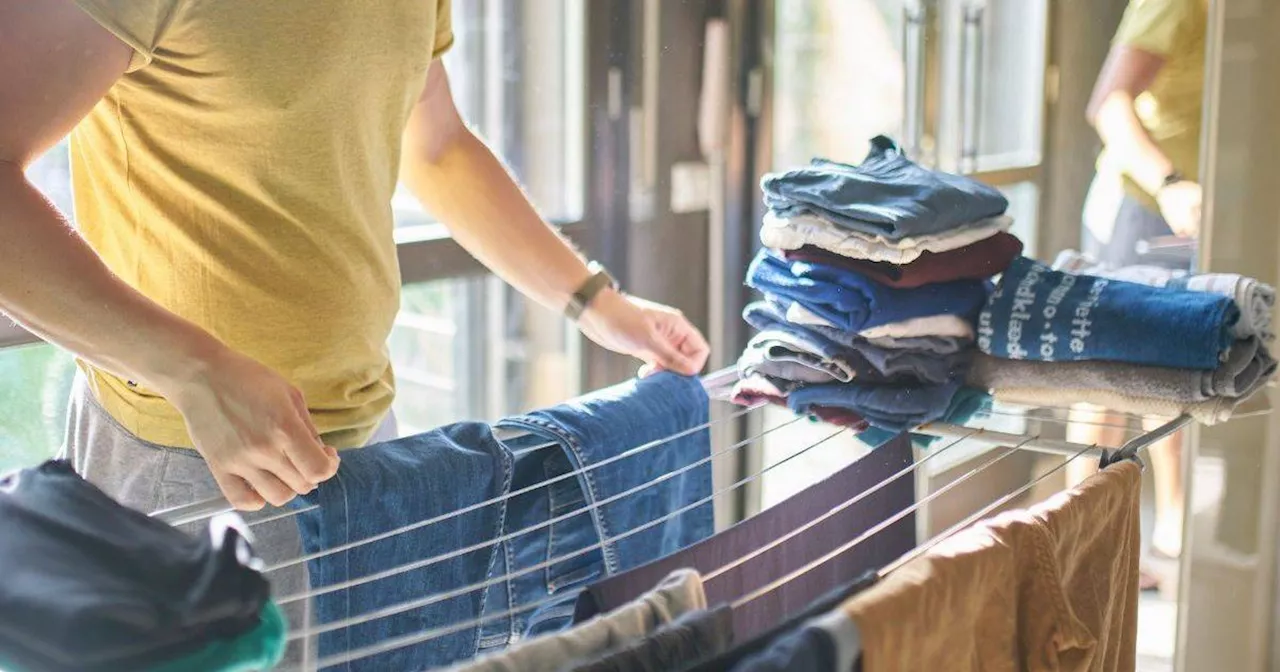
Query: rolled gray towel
967 338 1275 404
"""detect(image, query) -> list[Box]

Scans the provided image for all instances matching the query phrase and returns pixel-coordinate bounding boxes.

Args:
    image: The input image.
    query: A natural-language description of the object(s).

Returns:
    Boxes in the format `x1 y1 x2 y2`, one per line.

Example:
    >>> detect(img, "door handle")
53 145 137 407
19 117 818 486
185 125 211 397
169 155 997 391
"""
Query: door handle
959 0 986 173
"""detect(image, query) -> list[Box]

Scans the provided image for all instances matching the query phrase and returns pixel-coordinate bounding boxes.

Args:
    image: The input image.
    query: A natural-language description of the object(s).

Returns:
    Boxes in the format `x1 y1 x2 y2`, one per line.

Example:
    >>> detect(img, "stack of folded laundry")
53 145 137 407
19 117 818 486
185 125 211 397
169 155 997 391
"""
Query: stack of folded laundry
730 135 1023 438
971 255 1277 424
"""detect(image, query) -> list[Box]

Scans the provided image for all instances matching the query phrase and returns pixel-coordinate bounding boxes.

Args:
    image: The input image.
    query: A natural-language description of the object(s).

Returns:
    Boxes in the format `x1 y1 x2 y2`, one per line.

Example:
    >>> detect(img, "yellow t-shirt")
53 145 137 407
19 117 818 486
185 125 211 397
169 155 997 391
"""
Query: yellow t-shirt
1099 0 1207 213
69 0 454 448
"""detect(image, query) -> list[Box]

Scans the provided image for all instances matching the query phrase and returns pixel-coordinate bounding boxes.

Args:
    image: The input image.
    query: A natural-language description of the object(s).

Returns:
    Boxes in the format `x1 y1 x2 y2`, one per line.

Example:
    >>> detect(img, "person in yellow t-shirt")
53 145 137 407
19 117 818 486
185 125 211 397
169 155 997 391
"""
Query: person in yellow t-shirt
1070 0 1207 592
0 7 709 532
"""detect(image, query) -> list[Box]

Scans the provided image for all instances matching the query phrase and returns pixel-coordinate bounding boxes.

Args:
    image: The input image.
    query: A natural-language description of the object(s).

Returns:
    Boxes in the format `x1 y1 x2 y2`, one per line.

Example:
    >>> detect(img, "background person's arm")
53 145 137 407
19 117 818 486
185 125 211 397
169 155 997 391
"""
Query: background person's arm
1086 45 1201 236
0 0 337 510
399 61 710 375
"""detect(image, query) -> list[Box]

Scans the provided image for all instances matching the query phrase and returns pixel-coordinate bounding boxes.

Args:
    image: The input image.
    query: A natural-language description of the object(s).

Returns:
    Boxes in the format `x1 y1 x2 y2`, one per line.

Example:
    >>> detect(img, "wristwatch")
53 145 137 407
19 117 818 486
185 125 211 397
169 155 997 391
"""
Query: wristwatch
565 261 617 321
1160 170 1185 190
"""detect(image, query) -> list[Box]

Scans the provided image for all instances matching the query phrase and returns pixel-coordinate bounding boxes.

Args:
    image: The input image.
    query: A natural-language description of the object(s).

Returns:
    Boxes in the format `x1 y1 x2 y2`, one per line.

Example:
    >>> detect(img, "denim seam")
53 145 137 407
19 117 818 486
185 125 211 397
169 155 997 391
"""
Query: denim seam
543 457 559 594
497 417 621 575
475 446 515 660
503 527 518 645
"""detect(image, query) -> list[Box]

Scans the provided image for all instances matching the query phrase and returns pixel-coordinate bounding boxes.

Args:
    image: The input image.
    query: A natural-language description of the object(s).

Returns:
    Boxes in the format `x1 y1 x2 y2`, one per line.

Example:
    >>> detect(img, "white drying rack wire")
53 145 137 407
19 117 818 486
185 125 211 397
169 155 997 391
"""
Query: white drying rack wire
142 366 1204 670
148 366 1199 529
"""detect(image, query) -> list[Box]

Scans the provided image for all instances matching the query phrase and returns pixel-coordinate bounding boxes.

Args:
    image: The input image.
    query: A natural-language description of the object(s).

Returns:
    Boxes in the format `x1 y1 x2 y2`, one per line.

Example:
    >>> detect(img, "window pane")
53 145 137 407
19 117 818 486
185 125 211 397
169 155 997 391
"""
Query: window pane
390 280 580 435
394 0 585 227
0 345 76 473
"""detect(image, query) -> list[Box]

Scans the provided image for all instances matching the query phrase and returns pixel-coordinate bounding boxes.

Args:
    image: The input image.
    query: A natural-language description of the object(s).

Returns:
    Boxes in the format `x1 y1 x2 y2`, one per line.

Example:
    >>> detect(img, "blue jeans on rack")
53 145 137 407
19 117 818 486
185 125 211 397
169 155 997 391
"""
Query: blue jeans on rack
747 250 989 335
292 372 714 671
761 135 1008 239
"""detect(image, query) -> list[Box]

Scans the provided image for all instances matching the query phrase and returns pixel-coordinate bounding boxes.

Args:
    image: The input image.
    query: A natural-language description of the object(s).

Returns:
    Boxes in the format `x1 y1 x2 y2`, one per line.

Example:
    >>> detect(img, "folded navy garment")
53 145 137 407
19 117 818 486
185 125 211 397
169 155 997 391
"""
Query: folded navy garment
293 373 714 671
747 250 989 334
743 300 972 385
788 378 964 433
978 256 1239 370
761 135 1008 240
0 461 269 672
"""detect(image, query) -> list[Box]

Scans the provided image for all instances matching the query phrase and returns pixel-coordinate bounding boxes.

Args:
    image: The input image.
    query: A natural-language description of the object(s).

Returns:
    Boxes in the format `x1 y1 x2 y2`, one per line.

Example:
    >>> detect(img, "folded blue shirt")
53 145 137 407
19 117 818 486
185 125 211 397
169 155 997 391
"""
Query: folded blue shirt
761 135 1008 239
788 378 963 433
742 301 970 385
978 256 1238 370
747 250 990 334
292 373 714 670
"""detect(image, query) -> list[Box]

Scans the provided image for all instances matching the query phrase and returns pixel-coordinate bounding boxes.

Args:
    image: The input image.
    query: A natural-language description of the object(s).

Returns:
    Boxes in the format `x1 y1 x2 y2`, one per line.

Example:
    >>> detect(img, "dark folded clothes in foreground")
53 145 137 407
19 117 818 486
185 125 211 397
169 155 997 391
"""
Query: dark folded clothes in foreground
748 250 990 335
782 231 1023 289
0 461 270 672
761 135 1008 240
979 256 1238 371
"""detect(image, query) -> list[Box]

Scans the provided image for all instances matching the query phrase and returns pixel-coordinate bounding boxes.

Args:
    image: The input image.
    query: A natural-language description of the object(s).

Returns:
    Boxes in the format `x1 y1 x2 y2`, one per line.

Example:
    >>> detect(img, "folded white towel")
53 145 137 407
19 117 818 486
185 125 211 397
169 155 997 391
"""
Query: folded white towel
761 212 1013 265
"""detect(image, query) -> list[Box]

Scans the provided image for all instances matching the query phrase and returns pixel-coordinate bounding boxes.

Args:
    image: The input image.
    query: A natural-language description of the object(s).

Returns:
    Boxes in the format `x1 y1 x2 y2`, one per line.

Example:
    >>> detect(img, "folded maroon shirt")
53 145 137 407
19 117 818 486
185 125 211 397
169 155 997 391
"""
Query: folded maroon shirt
782 231 1024 288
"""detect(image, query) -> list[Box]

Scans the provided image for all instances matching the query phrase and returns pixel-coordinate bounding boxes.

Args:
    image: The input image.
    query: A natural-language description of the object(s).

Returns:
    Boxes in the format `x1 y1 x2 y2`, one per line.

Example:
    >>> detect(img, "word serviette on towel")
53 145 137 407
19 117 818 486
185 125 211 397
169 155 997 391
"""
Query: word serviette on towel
979 256 1239 370
1053 249 1276 341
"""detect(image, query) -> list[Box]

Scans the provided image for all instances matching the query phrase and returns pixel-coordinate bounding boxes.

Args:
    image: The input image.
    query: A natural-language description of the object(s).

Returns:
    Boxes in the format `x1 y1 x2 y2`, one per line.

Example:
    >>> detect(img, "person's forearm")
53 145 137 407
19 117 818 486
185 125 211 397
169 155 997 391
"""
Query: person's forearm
0 163 221 394
1091 91 1176 195
399 129 592 314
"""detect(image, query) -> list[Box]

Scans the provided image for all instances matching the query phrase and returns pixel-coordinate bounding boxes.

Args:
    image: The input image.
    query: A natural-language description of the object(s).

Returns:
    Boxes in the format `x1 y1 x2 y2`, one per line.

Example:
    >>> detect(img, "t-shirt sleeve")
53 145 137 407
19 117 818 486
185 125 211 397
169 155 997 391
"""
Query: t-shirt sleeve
433 0 456 59
72 0 183 72
1112 0 1193 56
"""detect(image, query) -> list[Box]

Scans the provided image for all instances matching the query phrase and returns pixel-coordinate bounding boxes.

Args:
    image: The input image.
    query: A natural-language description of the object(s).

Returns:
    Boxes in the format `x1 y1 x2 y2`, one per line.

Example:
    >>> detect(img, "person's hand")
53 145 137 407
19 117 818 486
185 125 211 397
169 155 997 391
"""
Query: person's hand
1156 180 1202 238
163 347 340 511
577 289 711 377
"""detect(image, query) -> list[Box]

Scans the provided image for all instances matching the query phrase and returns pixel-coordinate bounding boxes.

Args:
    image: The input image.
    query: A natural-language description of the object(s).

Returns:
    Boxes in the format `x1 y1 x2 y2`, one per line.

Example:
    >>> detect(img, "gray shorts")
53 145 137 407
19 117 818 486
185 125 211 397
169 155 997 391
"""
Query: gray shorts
1081 176 1189 270
60 373 398 669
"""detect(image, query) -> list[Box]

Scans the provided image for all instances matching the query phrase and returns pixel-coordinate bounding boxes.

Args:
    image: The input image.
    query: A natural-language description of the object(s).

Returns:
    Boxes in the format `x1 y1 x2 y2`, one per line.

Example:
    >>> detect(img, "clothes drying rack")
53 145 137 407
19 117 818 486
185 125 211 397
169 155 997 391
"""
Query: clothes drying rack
145 366 1238 670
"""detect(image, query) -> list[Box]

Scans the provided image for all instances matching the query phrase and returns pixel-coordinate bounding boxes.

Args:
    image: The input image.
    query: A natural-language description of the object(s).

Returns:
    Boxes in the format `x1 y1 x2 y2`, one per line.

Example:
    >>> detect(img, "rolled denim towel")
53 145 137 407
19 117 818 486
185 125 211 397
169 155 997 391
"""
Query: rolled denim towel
742 301 973 382
1053 249 1276 341
761 211 1013 265
747 250 989 334
788 378 963 433
979 256 1238 370
761 136 1008 239
967 338 1276 403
